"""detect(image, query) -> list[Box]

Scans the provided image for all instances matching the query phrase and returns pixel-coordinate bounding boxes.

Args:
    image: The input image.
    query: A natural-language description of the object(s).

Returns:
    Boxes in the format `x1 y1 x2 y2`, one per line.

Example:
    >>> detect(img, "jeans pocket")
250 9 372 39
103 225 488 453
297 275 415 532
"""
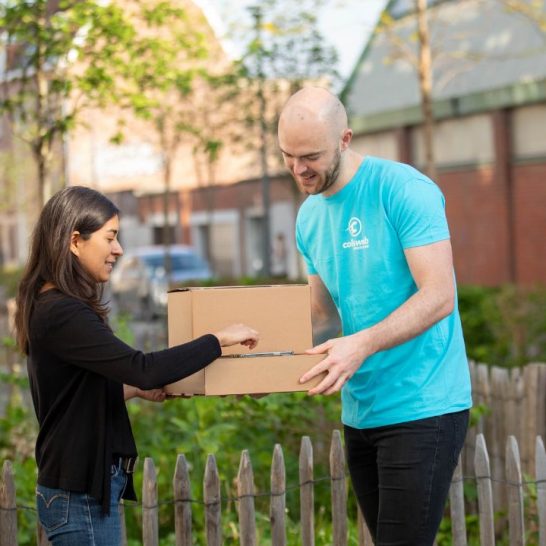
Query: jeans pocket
36 485 70 532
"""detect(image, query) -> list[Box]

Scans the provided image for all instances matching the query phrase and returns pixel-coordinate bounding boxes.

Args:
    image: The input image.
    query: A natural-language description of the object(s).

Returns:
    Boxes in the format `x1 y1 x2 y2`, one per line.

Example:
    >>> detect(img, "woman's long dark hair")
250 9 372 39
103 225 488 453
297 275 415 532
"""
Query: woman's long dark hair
15 186 120 354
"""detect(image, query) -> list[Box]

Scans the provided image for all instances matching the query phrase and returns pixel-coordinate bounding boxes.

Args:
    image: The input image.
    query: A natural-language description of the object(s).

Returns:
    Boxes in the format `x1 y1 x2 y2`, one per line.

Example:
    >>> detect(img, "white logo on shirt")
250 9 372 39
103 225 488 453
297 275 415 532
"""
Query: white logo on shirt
343 216 369 250
347 217 362 237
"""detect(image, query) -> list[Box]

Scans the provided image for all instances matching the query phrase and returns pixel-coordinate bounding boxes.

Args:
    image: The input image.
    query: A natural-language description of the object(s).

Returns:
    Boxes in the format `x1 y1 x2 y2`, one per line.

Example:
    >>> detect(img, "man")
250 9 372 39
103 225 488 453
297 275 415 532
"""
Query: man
278 87 472 546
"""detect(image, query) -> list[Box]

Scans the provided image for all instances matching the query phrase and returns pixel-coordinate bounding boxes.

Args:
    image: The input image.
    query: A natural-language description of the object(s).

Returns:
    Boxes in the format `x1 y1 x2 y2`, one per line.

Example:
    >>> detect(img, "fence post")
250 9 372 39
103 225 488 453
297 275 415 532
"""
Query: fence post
474 364 490 437
524 366 540 473
491 366 509 511
173 454 192 546
357 507 373 546
506 436 525 546
36 523 50 546
536 436 546 546
0 461 17 546
474 433 495 546
204 454 222 546
538 367 546 447
270 444 286 546
330 430 347 546
119 502 128 546
449 456 467 546
299 436 314 546
510 369 526 469
142 457 159 546
237 450 256 546
464 361 477 475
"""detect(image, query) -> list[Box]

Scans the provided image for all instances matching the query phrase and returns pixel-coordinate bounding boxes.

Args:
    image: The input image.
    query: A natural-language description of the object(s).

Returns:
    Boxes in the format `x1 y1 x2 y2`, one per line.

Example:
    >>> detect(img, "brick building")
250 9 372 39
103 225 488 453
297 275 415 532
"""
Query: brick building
3 0 544 286
0 0 264 267
341 0 546 285
167 0 545 285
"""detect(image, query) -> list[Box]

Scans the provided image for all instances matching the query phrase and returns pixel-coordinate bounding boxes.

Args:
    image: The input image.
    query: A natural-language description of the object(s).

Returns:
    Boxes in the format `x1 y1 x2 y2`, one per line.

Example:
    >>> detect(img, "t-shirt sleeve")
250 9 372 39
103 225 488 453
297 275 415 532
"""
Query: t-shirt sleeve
296 219 317 275
40 298 221 389
387 177 450 249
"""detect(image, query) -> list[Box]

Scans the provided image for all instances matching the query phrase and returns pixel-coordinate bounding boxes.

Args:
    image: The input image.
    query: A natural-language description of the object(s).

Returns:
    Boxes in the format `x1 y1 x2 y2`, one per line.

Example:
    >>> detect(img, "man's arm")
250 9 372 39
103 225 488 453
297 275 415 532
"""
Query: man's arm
309 274 341 345
300 239 455 395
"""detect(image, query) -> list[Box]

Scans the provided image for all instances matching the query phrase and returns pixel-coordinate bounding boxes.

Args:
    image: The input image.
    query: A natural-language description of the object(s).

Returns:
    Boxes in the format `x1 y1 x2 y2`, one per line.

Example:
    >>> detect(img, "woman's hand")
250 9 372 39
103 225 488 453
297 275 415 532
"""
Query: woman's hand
136 388 167 403
124 385 166 402
213 324 259 350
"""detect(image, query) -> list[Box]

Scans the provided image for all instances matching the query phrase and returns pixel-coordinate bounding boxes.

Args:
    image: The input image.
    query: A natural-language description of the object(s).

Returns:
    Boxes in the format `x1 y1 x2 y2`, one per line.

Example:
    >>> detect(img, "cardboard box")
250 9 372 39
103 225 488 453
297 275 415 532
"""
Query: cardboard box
164 285 326 395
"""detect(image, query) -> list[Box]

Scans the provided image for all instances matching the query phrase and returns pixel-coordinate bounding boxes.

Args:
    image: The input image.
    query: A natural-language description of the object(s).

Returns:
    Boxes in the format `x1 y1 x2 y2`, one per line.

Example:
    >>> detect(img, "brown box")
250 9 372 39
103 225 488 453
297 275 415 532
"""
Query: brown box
164 285 325 395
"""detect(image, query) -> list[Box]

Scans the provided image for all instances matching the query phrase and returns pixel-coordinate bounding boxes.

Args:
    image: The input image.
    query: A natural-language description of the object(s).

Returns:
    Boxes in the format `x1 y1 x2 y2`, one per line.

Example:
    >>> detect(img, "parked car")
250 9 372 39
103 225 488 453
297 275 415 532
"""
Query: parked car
110 245 212 318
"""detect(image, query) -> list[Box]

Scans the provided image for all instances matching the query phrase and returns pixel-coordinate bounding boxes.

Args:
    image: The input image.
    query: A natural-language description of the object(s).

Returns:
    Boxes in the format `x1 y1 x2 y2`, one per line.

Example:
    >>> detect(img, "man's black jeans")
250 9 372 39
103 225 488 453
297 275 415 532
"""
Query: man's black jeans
345 410 469 546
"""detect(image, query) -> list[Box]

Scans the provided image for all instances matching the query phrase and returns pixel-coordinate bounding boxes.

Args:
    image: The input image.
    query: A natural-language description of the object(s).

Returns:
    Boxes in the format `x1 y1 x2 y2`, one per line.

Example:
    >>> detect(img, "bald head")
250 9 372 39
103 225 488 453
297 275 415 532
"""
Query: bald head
279 87 348 141
278 87 358 196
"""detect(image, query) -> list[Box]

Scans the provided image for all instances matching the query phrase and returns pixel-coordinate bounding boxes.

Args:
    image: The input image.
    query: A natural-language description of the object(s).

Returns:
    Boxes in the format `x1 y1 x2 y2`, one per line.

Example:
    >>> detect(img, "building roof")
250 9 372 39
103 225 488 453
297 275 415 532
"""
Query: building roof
343 0 546 132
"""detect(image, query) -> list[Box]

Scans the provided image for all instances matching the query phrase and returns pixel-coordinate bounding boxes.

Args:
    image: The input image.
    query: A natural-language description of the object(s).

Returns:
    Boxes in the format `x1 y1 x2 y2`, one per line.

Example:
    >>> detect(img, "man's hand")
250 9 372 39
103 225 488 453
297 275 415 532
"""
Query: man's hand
299 331 371 395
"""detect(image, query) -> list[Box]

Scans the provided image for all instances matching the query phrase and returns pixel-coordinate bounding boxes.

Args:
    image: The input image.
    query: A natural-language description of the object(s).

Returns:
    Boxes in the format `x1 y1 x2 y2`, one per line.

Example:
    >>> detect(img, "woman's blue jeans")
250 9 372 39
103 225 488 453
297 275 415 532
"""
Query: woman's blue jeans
345 410 469 546
36 464 128 546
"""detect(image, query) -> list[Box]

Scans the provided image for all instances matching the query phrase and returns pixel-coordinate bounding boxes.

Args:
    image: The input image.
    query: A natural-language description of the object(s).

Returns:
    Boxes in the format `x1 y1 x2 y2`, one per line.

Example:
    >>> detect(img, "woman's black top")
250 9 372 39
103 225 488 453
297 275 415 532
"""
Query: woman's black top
27 289 221 513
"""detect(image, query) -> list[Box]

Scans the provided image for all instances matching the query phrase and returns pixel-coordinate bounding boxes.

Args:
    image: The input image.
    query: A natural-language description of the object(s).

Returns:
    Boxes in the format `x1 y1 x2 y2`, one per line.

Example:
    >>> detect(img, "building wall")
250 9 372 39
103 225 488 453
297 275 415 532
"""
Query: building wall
438 166 511 286
511 103 546 284
351 131 398 160
512 104 546 159
127 103 545 285
512 162 546 284
412 114 495 168
353 103 546 286
186 176 303 279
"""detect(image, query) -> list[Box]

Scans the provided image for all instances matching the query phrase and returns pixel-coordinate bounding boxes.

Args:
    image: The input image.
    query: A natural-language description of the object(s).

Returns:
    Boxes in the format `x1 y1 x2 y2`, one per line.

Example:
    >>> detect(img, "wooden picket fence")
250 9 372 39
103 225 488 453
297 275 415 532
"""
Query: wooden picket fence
2 430 546 546
468 361 546 473
466 361 546 521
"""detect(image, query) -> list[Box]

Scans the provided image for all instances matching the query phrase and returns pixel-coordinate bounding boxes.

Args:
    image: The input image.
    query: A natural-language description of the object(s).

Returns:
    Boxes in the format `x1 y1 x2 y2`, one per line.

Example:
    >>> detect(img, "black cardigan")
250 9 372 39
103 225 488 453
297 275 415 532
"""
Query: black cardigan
27 289 221 513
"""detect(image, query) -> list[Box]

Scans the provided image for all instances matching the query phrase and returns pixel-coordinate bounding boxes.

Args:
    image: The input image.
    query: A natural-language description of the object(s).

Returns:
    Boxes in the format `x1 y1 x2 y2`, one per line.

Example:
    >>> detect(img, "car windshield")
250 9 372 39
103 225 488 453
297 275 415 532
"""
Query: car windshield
142 253 206 273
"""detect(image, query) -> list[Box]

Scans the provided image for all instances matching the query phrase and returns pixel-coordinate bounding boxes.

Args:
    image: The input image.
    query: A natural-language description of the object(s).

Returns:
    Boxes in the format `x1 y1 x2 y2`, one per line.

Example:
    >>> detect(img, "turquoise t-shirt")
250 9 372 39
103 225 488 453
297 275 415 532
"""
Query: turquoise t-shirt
296 156 472 428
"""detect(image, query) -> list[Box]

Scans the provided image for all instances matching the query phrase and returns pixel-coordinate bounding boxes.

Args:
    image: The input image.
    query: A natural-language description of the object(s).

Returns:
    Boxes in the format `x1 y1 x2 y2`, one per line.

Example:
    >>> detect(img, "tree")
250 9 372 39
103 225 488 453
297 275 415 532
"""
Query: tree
371 0 545 179
114 0 227 278
0 0 141 210
373 0 437 178
415 0 436 180
226 0 340 276
497 0 546 36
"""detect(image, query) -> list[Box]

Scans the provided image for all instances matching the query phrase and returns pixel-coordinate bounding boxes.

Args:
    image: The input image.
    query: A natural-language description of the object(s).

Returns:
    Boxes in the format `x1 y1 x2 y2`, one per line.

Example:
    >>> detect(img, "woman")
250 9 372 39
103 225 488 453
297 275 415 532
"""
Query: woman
14 186 259 546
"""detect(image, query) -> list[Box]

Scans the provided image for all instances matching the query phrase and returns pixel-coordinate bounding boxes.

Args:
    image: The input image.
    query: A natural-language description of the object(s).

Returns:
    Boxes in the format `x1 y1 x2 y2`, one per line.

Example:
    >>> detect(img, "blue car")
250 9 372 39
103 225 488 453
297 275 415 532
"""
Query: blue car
110 245 212 318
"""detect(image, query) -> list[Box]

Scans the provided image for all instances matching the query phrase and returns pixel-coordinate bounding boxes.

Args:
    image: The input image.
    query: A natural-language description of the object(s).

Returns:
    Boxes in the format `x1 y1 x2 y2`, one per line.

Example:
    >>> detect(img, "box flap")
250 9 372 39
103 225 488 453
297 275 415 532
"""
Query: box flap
168 291 195 347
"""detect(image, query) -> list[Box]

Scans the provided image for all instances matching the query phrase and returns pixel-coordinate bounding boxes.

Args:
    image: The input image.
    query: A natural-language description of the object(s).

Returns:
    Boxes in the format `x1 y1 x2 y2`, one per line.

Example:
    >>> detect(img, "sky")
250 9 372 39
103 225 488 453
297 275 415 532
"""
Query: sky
194 0 388 86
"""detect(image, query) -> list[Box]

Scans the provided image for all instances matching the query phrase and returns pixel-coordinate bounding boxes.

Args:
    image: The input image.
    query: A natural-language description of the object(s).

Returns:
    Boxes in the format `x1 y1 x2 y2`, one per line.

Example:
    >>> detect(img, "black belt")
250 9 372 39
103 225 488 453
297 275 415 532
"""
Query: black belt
113 456 137 474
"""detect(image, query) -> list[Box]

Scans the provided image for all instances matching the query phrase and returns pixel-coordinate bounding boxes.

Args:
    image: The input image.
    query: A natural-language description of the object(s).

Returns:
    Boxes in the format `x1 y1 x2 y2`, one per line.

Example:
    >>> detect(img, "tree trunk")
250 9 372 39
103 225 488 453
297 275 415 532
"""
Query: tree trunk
252 6 271 278
34 16 49 210
205 150 217 274
416 0 437 181
34 143 47 211
162 151 172 280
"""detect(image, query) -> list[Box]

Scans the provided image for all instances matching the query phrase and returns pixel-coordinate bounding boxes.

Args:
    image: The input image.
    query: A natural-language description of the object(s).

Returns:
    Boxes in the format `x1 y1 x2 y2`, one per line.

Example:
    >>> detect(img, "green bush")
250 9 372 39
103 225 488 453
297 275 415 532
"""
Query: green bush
458 285 546 368
0 267 23 299
3 280 546 543
0 369 38 545
125 392 344 544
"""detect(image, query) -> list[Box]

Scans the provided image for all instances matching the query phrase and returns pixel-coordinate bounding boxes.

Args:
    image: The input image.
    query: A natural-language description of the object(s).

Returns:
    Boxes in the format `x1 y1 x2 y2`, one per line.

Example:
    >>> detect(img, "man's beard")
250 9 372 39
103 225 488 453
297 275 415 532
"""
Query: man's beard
315 148 341 195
